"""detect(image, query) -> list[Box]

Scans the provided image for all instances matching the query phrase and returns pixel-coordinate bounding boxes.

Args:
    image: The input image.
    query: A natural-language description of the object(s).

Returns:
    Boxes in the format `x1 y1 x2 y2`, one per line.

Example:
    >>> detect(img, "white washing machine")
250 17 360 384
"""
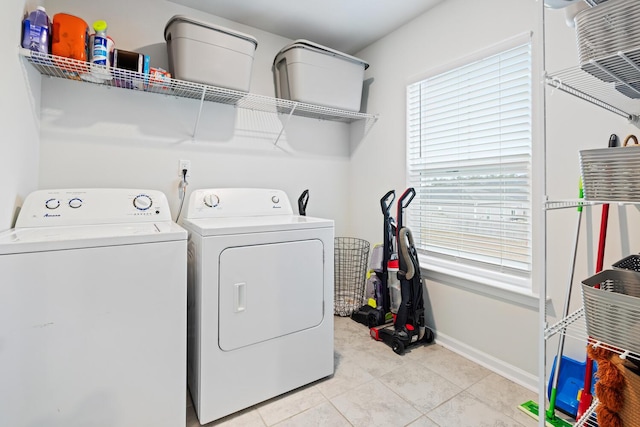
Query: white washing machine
0 189 187 427
180 188 334 424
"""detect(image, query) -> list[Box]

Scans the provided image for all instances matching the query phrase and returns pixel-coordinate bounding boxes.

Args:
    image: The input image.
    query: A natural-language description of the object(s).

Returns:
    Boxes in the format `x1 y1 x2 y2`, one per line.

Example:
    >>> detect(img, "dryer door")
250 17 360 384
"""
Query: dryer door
218 239 324 351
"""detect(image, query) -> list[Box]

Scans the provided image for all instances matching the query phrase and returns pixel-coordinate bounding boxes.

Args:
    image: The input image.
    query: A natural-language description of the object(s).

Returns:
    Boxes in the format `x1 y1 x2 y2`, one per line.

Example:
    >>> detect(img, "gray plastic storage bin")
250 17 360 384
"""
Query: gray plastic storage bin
273 40 369 111
164 15 258 91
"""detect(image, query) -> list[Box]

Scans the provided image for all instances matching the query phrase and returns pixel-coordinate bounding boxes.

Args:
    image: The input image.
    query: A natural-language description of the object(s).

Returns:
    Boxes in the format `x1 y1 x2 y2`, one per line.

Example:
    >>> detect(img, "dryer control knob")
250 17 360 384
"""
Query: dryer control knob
203 194 219 208
45 198 60 209
68 198 83 209
271 195 280 204
133 194 153 210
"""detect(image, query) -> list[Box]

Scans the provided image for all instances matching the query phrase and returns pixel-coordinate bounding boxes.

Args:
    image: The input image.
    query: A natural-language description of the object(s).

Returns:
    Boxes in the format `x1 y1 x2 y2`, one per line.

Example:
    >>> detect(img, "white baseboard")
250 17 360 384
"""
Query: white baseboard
435 331 539 393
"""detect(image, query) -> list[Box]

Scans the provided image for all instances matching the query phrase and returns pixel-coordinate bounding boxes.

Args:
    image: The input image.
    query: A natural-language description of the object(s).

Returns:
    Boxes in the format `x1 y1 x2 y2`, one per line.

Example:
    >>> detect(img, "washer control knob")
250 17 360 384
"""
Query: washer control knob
133 194 153 211
271 195 280 204
45 198 60 210
68 198 83 209
203 194 220 208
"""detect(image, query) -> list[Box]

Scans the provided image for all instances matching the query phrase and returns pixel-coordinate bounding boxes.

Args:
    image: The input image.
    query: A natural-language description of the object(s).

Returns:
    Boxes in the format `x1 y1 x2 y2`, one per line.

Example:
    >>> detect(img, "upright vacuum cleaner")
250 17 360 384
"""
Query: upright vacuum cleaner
351 190 397 327
370 188 434 354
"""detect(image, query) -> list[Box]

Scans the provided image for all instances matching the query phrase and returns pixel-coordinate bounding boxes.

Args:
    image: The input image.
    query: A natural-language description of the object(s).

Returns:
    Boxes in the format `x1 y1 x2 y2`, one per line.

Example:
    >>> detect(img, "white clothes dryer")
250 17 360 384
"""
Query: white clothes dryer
0 189 187 427
180 188 334 424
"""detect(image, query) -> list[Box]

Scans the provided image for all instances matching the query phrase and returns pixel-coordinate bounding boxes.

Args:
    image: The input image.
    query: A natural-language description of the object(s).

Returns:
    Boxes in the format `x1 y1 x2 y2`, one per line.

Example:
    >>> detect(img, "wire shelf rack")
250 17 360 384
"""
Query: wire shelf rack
19 48 378 140
545 66 640 125
545 306 640 364
545 306 638 427
574 398 599 427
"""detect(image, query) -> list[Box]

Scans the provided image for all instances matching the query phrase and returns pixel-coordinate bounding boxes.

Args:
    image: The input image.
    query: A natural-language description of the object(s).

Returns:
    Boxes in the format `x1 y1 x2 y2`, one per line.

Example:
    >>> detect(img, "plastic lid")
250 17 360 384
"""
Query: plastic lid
36 6 46 11
93 20 107 32
164 15 258 48
275 39 369 69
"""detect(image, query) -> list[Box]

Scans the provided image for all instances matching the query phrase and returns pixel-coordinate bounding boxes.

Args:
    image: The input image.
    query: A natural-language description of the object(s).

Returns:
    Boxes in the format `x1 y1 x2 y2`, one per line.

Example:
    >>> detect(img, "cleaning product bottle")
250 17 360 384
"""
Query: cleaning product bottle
91 20 108 66
22 6 50 54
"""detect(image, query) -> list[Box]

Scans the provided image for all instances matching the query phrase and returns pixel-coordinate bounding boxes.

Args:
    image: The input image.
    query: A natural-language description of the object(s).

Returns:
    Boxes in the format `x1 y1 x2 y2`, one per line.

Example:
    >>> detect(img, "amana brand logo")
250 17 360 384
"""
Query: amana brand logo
43 213 61 218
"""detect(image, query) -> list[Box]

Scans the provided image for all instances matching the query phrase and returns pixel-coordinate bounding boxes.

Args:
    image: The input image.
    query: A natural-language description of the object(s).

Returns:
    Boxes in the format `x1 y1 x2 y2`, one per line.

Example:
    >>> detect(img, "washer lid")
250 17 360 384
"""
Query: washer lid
181 214 333 236
0 222 187 255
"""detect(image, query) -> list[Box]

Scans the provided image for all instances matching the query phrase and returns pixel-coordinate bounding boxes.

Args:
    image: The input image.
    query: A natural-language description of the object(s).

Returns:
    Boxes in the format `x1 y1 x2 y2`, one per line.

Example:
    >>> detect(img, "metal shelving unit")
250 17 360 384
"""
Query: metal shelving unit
19 48 378 143
543 199 640 427
541 1 640 424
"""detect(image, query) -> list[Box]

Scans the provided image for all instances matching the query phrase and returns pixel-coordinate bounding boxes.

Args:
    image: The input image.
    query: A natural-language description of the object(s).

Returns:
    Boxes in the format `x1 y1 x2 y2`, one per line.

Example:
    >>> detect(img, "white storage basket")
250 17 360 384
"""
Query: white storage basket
576 0 640 89
576 0 640 65
579 145 640 201
581 269 640 355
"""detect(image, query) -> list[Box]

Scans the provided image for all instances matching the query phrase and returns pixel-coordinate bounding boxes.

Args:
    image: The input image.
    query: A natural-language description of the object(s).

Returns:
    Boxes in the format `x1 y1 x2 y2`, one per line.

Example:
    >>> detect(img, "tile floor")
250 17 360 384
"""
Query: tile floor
186 316 540 427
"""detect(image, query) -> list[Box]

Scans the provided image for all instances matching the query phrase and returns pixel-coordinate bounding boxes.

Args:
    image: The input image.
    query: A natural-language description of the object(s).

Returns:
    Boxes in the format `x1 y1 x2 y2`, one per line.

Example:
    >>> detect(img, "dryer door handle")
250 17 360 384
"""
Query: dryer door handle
234 282 246 313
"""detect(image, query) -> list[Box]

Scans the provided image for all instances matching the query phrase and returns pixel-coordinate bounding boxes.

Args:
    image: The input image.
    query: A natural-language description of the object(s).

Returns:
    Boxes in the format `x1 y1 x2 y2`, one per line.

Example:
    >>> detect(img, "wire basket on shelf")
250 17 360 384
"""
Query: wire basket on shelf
579 145 640 202
581 269 640 356
575 0 640 99
334 237 370 316
612 254 640 272
576 0 640 70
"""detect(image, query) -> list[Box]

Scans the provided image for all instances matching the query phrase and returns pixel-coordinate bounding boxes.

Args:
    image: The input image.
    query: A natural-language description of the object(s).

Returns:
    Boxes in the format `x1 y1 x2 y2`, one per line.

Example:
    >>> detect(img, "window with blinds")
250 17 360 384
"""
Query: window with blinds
406 40 532 283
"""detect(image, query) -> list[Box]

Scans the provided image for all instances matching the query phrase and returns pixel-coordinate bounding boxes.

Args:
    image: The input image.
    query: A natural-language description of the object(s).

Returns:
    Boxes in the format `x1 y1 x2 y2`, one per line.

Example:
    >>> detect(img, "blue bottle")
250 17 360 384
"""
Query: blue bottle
91 20 108 65
22 6 50 54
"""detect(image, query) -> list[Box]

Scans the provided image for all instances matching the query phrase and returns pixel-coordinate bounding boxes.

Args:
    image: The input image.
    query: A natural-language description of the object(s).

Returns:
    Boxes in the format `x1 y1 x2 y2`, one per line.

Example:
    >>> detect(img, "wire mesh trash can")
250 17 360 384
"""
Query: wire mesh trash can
334 237 370 316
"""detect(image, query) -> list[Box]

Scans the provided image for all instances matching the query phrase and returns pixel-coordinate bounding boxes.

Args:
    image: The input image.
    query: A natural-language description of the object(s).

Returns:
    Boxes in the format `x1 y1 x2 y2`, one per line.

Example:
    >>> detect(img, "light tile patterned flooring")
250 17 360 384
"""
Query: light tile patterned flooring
186 316 539 427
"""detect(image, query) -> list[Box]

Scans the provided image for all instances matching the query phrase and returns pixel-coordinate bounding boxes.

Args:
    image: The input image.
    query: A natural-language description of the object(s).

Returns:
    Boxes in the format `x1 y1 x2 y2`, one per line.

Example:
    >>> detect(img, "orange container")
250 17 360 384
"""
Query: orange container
51 13 89 61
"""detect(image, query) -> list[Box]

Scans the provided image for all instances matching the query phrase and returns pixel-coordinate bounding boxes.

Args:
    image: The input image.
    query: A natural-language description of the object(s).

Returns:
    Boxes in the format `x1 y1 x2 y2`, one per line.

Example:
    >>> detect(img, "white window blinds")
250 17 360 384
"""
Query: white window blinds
406 40 532 279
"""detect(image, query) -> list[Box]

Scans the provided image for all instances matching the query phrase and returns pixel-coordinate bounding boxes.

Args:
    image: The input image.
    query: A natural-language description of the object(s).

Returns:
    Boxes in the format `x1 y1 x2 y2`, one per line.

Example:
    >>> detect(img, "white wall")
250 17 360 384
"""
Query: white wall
0 0 40 230
352 0 640 389
37 0 356 234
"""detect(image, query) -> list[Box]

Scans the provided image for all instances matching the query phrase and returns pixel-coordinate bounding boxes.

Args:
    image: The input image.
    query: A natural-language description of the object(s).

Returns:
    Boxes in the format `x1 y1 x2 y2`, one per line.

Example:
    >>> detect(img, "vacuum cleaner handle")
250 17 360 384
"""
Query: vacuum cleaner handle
397 188 416 231
398 187 416 210
298 189 309 216
380 190 396 216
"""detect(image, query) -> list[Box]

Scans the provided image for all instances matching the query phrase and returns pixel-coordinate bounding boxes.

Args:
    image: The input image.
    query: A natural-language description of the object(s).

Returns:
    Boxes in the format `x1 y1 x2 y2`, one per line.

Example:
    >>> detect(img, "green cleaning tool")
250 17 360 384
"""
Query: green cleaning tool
518 400 573 427
518 180 583 427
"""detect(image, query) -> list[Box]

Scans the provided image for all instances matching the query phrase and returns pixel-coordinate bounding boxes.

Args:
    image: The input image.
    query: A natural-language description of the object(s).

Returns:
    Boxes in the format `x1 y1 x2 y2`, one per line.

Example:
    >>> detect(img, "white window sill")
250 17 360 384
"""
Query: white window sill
418 254 541 309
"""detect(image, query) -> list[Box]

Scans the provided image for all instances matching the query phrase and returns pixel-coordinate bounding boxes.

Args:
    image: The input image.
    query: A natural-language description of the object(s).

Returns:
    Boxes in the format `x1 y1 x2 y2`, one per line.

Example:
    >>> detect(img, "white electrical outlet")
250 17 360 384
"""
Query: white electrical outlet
179 160 191 178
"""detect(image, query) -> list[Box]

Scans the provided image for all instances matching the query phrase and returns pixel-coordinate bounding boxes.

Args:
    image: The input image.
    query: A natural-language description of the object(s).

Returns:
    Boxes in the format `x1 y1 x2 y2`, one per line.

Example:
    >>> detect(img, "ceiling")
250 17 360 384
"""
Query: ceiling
168 0 444 54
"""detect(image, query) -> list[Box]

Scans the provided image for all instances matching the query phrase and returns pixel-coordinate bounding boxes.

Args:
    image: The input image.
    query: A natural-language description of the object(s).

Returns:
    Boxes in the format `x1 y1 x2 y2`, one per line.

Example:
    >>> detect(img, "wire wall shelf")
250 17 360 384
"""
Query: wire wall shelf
544 200 597 210
20 48 378 141
546 61 640 127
